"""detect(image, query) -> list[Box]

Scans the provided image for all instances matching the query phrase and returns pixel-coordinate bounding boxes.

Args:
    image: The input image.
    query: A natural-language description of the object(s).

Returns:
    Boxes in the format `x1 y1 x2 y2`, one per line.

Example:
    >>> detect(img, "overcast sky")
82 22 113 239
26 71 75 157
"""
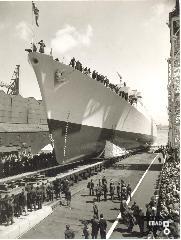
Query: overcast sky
0 0 175 125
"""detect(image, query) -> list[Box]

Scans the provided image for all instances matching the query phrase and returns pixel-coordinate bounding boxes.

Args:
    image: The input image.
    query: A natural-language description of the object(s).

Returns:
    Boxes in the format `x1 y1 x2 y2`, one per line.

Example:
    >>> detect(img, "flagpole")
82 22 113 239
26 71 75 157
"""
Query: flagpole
31 1 34 46
31 1 36 47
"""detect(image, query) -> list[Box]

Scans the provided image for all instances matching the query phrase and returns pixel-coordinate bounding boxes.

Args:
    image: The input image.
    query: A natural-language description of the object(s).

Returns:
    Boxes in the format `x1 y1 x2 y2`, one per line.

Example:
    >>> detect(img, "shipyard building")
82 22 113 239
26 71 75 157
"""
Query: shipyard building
0 90 49 154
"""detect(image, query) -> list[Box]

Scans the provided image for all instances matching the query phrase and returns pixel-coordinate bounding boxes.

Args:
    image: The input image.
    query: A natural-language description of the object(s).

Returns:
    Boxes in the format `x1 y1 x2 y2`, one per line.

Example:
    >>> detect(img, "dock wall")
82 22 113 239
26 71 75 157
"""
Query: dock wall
0 90 47 124
0 91 50 154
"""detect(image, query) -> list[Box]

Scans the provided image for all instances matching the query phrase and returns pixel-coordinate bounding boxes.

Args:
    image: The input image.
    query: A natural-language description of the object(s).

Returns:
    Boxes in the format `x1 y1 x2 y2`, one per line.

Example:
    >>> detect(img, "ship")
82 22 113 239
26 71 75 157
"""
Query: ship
28 52 157 164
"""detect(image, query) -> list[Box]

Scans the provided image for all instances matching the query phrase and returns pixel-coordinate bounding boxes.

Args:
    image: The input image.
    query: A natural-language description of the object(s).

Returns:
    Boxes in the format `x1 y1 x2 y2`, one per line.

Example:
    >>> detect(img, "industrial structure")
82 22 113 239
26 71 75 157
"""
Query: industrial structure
0 65 20 95
167 0 180 149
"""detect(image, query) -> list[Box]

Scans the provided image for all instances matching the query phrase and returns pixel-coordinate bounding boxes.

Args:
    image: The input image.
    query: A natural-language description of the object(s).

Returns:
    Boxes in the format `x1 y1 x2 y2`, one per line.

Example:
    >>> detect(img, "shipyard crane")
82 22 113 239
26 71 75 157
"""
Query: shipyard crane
0 65 20 95
167 0 180 149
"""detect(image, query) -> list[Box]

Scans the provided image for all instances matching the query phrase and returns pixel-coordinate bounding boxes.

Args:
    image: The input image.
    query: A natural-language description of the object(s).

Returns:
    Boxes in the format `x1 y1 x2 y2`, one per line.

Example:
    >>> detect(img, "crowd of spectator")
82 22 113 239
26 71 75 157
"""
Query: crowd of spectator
155 147 180 238
0 177 71 226
69 57 137 104
0 142 179 238
136 146 180 239
0 151 57 178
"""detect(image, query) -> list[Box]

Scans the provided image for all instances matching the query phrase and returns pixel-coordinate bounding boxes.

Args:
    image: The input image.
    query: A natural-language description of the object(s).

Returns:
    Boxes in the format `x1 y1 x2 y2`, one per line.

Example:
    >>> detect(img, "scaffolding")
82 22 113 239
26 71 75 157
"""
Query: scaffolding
167 0 180 149
0 65 20 95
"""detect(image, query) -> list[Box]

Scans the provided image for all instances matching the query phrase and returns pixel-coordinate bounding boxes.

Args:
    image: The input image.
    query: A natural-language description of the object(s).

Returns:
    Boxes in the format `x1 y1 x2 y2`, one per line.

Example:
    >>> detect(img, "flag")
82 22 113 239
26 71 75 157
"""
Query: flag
32 1 39 27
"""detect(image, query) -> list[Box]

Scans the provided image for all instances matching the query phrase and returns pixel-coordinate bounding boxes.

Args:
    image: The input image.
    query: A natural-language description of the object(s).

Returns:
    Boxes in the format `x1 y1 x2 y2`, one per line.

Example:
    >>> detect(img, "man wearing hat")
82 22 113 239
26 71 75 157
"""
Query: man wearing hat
91 215 99 239
99 213 107 239
131 201 139 224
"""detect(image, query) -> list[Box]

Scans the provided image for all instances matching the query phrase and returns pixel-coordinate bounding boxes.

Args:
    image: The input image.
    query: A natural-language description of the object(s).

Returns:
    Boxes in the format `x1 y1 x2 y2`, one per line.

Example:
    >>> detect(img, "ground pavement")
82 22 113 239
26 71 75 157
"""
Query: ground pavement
21 152 163 239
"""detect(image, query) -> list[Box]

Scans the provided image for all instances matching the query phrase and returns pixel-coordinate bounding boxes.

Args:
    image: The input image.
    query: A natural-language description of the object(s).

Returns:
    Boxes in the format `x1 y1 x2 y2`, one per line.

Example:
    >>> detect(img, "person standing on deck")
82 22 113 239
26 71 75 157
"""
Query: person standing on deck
38 40 46 53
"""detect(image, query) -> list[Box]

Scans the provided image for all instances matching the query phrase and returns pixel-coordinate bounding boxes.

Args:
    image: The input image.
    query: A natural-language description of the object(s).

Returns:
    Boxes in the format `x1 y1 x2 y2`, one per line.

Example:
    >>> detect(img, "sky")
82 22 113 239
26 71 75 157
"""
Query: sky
0 0 176 125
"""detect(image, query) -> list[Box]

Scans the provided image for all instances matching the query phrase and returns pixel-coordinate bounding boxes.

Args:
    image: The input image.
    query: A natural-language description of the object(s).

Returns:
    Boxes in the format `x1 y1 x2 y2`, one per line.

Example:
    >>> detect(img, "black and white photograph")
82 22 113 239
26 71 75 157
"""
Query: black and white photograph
0 0 180 239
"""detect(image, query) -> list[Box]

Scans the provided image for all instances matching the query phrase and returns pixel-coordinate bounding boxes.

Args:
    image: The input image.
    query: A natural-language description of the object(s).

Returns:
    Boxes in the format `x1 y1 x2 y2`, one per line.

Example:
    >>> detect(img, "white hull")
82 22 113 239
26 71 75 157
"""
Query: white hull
28 53 157 164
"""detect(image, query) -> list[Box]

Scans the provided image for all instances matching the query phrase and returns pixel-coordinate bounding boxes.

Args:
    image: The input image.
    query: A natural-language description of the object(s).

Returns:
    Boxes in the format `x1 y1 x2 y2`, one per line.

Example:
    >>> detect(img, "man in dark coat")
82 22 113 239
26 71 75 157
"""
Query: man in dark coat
93 201 99 219
131 201 139 224
40 182 47 202
102 176 107 185
69 57 76 68
127 184 132 201
0 194 4 223
92 70 97 79
99 214 107 239
87 180 94 196
38 40 46 53
96 184 102 202
120 199 127 223
47 182 54 201
127 206 135 233
137 208 145 236
65 189 71 209
121 183 127 200
14 194 21 217
110 183 115 201
31 186 37 210
91 215 99 239
102 183 108 201
36 186 43 209
117 182 121 200
54 178 61 199
26 184 33 211
63 179 70 193
19 189 27 215
5 198 14 226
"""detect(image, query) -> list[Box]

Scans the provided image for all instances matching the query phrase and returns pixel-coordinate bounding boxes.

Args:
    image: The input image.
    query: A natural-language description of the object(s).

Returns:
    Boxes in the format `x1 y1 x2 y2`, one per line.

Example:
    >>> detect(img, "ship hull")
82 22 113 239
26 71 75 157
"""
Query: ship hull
48 118 155 162
28 53 157 164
